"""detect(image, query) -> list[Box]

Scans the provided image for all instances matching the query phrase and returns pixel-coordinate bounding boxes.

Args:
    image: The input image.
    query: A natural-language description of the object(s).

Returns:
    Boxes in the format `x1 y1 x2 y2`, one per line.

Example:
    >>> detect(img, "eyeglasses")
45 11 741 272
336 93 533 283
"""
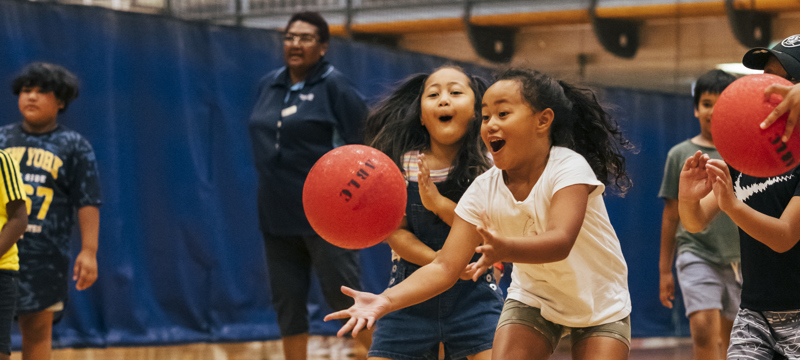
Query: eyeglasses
283 33 318 45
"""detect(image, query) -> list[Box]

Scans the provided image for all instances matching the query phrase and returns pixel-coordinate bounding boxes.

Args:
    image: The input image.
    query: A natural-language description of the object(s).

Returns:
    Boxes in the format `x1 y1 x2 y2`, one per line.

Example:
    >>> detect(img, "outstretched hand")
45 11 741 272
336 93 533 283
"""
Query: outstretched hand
324 286 392 337
470 211 507 282
761 83 800 143
678 151 713 202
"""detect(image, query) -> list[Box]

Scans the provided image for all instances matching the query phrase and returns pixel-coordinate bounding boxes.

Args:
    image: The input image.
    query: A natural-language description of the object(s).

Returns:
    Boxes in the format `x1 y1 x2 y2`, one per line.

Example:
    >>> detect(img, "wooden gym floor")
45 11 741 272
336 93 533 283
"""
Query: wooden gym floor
8 336 694 359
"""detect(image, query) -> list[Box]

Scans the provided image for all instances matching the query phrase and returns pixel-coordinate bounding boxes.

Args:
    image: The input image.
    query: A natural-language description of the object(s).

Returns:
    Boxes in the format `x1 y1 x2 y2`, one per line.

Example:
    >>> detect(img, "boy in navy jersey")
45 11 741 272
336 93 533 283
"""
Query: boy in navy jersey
1 63 101 360
679 35 800 359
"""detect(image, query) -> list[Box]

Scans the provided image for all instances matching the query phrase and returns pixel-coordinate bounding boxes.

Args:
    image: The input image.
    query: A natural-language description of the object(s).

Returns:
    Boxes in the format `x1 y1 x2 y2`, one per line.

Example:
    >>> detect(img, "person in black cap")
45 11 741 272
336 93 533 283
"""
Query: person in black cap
677 34 800 360
743 34 800 84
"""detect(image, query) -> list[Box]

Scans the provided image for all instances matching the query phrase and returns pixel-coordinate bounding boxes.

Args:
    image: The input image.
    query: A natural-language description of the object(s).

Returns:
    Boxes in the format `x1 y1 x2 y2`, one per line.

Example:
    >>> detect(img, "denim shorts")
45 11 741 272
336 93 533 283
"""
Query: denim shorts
0 270 18 355
262 233 362 337
676 251 742 320
369 275 504 360
496 299 631 353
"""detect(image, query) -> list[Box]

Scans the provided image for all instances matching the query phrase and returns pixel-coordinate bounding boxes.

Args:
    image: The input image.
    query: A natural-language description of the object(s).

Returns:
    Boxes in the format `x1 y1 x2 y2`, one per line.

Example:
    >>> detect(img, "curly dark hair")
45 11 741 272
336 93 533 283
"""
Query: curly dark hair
12 62 80 114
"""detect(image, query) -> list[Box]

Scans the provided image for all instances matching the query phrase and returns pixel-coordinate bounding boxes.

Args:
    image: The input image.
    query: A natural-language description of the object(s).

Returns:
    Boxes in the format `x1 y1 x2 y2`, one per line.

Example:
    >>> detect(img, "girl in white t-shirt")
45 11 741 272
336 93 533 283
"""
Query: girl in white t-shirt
327 68 634 360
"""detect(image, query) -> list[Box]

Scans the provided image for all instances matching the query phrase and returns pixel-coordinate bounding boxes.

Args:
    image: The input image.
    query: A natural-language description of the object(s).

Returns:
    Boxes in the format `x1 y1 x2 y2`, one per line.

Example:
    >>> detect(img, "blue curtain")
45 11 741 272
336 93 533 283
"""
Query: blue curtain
0 0 692 347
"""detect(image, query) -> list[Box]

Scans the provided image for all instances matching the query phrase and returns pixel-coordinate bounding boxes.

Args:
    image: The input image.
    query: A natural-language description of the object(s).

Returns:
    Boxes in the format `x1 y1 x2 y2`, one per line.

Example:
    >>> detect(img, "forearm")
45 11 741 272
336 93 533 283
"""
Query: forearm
659 200 680 273
431 196 456 226
678 196 718 233
387 228 437 266
381 258 460 311
659 219 678 274
725 199 800 253
78 206 99 253
382 216 480 312
0 201 27 256
499 230 577 264
0 203 28 256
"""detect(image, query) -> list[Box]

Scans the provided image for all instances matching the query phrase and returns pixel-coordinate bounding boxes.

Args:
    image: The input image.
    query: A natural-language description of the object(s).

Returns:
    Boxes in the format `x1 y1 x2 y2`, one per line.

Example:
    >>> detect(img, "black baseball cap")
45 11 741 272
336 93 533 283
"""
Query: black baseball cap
743 34 800 81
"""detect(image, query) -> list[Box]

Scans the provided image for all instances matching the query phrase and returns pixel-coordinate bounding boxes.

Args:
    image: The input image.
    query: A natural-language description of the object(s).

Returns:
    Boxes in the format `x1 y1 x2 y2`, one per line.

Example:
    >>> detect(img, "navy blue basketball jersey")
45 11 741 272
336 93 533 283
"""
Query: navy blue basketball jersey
0 122 101 312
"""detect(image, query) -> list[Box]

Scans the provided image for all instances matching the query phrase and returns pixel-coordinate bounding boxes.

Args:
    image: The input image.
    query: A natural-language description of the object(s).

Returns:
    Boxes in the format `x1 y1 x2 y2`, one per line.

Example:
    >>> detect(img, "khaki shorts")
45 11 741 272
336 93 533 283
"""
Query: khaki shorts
496 299 631 352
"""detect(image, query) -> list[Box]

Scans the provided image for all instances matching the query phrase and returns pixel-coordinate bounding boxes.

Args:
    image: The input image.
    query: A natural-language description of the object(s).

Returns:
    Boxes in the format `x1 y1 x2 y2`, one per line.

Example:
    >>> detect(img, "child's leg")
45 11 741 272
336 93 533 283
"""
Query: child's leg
571 337 629 360
493 324 552 360
18 310 53 360
688 309 723 360
676 252 739 360
569 316 630 360
720 315 734 356
467 348 491 360
493 299 562 360
0 272 17 360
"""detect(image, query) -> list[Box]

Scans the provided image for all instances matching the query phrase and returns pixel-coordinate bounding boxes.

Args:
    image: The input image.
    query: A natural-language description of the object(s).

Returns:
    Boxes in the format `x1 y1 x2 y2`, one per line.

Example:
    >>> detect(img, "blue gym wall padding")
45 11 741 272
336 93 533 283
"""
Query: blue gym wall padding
0 0 691 348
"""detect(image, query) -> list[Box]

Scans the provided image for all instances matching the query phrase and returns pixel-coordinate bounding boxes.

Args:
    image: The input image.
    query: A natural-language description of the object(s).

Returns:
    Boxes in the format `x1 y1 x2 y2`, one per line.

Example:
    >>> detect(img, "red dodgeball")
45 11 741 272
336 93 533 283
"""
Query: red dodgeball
303 145 407 249
712 73 799 177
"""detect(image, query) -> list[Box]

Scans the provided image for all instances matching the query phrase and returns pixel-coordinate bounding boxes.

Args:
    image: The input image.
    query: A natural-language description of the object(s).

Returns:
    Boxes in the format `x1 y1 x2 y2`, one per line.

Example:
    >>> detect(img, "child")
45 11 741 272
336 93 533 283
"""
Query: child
0 62 102 360
326 68 634 360
678 37 800 360
658 69 739 360
364 66 502 360
0 149 29 360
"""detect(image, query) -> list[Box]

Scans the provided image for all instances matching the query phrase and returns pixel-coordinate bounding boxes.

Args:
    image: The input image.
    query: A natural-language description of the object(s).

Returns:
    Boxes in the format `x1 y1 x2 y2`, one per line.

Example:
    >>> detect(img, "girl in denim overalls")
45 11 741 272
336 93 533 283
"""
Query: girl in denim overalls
360 67 503 360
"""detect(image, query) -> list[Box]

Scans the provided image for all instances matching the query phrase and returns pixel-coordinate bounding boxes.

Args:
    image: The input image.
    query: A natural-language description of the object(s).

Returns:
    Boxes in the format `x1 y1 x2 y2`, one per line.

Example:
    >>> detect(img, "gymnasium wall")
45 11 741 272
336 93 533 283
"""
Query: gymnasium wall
0 0 692 348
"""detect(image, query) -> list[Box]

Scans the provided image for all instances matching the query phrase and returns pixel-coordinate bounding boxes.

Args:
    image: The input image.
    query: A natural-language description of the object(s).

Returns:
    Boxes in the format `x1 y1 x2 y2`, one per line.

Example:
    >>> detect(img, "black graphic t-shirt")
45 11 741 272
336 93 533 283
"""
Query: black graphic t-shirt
732 165 800 311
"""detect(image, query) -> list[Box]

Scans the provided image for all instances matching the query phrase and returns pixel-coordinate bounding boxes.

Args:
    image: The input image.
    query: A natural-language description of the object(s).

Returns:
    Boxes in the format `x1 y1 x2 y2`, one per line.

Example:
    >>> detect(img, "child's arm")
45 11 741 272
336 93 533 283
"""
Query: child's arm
658 198 679 309
325 215 482 336
0 200 28 256
387 217 437 266
705 159 800 253
74 205 99 290
417 154 456 226
388 220 478 280
467 183 591 278
678 151 722 232
760 82 800 143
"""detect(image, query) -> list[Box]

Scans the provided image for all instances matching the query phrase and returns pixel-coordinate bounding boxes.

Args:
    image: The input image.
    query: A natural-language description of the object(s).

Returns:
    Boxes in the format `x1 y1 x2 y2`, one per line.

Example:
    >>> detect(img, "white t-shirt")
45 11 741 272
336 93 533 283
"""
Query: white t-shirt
455 146 631 328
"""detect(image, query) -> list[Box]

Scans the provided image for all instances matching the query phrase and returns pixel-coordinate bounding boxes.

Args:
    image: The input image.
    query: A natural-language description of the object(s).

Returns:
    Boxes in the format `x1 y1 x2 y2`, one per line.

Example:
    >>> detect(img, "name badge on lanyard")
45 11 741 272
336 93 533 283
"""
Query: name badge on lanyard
281 105 297 118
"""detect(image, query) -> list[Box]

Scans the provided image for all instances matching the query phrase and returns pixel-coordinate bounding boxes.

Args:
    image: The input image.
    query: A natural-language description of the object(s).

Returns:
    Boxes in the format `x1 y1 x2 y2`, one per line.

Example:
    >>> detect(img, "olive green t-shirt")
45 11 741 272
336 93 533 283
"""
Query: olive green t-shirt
658 139 740 264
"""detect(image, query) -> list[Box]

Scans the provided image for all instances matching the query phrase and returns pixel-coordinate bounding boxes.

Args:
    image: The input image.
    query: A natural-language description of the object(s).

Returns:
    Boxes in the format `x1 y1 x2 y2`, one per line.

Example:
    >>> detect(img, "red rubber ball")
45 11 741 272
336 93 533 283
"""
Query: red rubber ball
303 145 407 249
712 73 799 177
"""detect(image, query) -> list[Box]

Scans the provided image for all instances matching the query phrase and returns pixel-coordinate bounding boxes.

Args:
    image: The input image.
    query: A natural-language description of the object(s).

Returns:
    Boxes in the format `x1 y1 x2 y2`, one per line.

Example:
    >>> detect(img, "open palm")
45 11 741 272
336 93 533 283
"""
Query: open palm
324 286 391 337
678 151 713 202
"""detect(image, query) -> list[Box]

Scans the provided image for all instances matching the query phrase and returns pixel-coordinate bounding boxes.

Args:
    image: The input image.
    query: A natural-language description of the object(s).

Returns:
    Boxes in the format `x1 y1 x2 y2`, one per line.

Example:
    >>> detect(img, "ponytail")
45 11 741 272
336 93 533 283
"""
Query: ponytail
557 80 633 194
495 68 633 194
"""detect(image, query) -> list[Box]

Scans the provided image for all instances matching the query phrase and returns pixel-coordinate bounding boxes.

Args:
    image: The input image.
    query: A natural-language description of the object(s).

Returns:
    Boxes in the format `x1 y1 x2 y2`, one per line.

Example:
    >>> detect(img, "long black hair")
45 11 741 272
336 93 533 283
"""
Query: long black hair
495 68 633 194
365 66 491 188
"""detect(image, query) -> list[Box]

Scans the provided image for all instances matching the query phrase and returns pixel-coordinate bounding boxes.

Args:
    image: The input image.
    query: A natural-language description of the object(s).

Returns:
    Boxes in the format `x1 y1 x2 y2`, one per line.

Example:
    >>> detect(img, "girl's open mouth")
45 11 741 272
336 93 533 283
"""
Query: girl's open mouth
490 139 506 152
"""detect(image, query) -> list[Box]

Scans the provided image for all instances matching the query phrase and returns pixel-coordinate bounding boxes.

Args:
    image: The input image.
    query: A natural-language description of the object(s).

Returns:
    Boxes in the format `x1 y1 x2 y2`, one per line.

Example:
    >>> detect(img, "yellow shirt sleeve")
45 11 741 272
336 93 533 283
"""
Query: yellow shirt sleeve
0 150 27 271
